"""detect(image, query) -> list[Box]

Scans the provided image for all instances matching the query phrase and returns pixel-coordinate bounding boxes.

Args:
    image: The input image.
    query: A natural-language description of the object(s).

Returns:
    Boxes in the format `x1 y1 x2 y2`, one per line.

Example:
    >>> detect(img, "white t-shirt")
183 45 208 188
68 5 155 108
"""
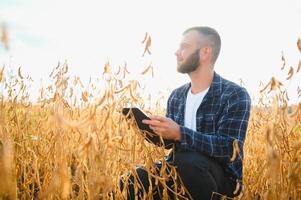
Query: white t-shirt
184 87 210 131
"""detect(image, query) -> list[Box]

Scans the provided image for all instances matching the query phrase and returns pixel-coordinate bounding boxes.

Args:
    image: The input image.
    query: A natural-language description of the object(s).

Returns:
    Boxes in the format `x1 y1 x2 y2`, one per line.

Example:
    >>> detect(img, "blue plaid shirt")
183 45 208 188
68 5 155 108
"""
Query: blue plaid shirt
166 71 251 188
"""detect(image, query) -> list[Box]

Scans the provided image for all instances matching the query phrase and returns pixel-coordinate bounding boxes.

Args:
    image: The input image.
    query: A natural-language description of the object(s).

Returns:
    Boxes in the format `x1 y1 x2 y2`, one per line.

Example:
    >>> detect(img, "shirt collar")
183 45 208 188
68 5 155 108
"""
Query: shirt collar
183 71 222 99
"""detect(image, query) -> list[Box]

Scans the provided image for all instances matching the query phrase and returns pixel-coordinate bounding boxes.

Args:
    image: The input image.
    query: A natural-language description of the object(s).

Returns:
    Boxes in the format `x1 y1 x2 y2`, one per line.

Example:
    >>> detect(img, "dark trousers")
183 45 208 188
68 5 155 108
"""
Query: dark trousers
120 152 236 200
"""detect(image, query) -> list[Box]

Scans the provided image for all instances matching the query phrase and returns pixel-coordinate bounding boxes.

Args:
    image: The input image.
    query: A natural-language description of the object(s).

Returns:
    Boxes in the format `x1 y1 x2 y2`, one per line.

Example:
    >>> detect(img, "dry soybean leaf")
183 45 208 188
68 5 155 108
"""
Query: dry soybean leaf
142 35 152 56
260 81 271 93
56 61 60 69
270 77 283 92
297 38 301 52
96 92 107 107
123 62 130 78
69 87 73 98
0 66 4 82
114 84 129 94
297 60 301 73
141 63 154 77
0 24 9 50
230 140 240 162
281 52 286 70
233 181 240 195
103 62 111 74
18 67 24 79
63 62 68 74
82 91 88 102
115 65 121 75
130 81 138 92
124 62 129 73
286 66 294 80
141 32 148 43
49 67 55 78
78 78 84 88
285 90 290 101
129 86 140 102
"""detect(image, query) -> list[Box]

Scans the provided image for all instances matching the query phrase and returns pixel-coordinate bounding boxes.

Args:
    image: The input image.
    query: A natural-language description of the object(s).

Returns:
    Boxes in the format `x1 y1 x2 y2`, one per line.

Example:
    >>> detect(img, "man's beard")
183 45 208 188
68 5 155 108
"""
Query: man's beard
177 49 200 74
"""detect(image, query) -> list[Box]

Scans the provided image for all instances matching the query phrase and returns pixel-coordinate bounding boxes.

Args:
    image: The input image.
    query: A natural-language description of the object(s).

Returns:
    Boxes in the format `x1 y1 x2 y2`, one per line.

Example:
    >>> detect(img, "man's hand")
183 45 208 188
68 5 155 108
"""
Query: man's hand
142 115 181 141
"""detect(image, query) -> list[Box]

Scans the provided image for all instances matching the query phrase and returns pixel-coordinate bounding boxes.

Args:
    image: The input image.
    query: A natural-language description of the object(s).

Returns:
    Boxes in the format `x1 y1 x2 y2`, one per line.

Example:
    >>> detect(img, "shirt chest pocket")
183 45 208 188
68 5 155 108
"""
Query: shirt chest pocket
198 114 216 134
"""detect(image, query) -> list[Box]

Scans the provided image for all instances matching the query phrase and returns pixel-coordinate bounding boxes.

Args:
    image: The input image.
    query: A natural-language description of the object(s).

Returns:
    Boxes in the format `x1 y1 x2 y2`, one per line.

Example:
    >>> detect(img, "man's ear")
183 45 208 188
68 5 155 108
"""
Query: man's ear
200 47 213 60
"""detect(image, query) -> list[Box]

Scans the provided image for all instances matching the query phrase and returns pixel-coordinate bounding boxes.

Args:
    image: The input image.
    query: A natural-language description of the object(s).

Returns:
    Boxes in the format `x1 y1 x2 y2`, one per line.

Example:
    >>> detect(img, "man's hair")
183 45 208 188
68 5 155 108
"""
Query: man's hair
183 26 221 64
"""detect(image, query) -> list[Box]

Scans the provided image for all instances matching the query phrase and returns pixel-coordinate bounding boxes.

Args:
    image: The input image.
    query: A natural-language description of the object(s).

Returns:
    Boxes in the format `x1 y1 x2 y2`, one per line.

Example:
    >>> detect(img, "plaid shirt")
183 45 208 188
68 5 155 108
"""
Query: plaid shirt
166 71 251 188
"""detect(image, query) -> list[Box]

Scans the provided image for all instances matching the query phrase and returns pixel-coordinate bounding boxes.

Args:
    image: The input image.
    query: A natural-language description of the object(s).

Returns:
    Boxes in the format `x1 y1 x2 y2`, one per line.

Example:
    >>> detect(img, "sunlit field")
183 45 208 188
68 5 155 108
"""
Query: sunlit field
1 24 301 199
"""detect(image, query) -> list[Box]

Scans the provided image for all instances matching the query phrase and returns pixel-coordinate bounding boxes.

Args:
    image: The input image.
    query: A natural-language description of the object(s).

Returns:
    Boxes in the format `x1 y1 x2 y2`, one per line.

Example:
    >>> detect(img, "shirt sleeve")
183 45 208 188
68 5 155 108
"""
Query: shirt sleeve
176 88 251 162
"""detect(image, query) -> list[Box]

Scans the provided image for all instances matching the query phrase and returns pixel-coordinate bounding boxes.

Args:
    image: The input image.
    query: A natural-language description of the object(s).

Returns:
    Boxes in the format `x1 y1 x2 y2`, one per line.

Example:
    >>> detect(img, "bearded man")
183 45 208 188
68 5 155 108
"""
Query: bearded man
121 26 251 200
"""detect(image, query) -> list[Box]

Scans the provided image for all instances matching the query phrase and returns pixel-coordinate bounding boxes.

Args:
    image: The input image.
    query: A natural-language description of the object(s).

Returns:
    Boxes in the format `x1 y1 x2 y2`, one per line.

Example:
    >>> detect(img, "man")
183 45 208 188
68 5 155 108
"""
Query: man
121 26 251 199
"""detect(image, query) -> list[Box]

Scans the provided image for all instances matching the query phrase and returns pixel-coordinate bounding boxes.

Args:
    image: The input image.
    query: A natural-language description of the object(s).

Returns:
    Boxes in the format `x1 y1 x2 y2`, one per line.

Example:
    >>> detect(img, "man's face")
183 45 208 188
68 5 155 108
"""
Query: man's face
175 30 202 74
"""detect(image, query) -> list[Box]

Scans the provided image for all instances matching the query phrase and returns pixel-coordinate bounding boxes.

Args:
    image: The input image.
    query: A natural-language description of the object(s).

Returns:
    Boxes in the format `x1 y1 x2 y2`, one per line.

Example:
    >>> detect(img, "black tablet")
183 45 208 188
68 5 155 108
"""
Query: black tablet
122 107 174 149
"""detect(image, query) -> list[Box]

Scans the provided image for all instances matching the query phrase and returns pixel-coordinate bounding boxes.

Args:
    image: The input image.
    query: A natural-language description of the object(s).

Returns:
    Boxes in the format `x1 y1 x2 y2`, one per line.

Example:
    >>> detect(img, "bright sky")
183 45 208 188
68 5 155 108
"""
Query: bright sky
0 0 301 104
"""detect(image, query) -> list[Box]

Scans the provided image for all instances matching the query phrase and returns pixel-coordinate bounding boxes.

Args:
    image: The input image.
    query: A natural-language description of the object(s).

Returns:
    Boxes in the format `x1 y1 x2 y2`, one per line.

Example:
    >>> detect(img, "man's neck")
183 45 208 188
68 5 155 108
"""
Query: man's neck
188 66 214 94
